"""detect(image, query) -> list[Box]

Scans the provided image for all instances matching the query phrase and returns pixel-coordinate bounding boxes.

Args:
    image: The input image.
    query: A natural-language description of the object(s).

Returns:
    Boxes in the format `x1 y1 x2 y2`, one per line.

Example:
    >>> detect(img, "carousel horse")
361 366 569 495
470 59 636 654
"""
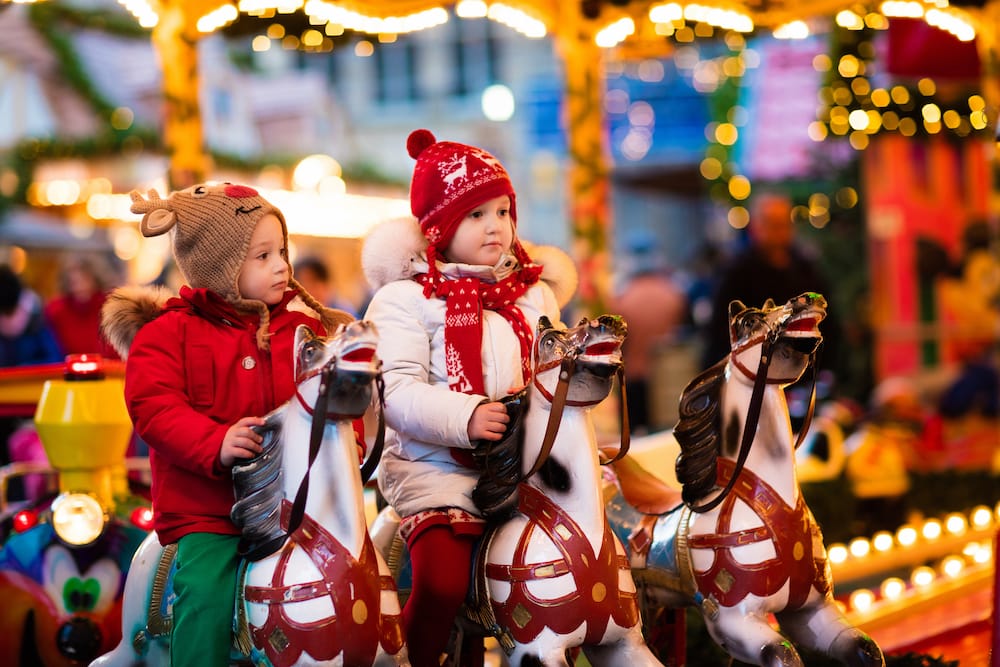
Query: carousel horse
91 321 409 667
605 293 885 667
373 315 664 667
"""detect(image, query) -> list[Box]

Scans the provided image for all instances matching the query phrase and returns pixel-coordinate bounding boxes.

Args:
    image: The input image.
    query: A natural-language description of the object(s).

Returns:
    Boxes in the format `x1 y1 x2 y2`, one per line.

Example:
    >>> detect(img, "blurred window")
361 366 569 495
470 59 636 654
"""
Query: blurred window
450 17 498 98
374 38 419 103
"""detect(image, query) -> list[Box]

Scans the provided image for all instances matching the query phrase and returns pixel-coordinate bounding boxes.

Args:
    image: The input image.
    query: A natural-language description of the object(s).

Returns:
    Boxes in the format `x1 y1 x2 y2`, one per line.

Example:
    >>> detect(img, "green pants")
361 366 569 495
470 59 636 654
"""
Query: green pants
171 533 241 667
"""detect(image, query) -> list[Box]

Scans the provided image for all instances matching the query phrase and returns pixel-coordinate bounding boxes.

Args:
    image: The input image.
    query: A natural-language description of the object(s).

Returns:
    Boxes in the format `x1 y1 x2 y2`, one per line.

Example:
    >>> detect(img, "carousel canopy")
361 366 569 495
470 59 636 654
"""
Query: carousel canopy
102 0 993 42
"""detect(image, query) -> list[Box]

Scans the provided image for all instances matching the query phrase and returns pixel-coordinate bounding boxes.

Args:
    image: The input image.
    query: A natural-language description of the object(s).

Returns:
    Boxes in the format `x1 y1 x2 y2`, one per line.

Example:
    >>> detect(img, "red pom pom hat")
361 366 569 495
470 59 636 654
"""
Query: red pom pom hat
406 129 533 278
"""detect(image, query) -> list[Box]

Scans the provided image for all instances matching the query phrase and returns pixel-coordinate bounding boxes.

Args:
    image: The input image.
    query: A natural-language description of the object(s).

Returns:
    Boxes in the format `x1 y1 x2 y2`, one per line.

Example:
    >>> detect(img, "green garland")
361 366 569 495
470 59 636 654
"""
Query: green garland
819 25 990 144
0 3 401 217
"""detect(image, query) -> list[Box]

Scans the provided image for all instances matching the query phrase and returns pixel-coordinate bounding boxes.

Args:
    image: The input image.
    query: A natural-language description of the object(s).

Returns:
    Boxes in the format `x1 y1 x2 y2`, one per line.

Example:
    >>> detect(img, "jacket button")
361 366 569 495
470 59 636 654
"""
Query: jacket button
242 356 256 370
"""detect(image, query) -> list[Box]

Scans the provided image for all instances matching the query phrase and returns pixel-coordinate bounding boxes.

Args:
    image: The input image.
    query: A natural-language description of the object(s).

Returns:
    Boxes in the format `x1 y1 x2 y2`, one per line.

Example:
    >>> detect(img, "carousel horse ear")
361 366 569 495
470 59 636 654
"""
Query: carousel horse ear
293 325 316 374
762 297 776 310
295 324 317 343
728 300 747 320
537 315 553 332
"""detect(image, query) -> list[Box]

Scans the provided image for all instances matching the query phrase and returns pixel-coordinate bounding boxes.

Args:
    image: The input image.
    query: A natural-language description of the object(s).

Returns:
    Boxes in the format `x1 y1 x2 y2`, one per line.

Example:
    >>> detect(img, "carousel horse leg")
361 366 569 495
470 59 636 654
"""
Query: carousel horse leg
710 609 805 667
507 645 573 667
777 605 885 667
581 627 665 667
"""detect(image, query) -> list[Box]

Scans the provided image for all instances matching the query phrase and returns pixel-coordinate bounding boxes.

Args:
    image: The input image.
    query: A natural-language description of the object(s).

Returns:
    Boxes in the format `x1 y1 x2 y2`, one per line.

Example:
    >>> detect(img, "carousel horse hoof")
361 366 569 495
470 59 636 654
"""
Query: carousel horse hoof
831 628 885 667
761 641 803 667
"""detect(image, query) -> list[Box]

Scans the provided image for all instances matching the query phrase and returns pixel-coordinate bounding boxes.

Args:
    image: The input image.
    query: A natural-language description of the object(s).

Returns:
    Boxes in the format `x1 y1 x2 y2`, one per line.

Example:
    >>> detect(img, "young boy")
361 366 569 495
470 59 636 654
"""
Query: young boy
362 130 576 666
101 182 352 666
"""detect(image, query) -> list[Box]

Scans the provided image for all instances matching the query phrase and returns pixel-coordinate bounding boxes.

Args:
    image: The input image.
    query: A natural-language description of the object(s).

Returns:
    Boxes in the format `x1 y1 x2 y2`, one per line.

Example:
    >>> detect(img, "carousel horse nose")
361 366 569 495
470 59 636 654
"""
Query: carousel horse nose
56 616 103 662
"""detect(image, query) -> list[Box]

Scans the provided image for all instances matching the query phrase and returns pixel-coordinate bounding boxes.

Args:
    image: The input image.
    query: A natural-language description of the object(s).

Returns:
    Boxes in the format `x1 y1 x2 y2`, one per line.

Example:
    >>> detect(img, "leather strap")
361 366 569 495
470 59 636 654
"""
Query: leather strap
688 330 776 514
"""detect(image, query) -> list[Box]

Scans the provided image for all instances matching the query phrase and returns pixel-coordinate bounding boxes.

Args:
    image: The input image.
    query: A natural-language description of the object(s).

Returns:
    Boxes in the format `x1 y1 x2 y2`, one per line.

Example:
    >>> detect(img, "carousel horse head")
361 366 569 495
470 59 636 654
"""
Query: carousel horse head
471 314 629 520
726 291 826 386
605 292 885 667
532 314 627 404
677 292 827 508
293 319 381 419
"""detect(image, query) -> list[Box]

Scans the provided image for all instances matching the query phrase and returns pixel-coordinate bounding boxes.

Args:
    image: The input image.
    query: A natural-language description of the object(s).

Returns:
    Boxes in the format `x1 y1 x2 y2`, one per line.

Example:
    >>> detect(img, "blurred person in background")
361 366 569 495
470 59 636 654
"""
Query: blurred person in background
0 264 63 367
702 191 841 377
611 230 688 434
1 264 63 499
294 255 358 317
44 254 121 359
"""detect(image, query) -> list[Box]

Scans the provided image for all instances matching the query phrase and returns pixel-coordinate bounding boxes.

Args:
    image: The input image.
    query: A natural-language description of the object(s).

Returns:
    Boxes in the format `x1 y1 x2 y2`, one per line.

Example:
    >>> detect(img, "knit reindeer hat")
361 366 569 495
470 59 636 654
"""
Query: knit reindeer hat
130 182 345 349
406 129 533 281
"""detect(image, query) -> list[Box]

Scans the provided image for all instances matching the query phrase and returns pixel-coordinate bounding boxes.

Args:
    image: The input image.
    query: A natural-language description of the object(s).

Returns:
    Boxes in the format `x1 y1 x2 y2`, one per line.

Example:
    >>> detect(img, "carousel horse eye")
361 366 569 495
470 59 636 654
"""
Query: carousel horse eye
302 341 323 363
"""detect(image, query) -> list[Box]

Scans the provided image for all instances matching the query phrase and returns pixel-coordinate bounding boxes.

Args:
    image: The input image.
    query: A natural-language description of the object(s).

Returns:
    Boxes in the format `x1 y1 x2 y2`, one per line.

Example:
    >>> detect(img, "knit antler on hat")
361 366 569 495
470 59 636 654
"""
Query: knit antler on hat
130 189 179 237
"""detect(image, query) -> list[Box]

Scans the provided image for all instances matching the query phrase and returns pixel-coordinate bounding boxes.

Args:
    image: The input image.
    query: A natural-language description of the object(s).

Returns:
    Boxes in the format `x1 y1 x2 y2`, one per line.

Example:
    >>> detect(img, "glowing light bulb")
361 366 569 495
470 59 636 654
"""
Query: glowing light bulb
945 513 967 536
872 531 894 552
969 505 993 530
941 556 964 578
849 589 875 612
880 577 906 600
922 519 942 540
849 538 871 558
897 526 918 547
911 566 935 588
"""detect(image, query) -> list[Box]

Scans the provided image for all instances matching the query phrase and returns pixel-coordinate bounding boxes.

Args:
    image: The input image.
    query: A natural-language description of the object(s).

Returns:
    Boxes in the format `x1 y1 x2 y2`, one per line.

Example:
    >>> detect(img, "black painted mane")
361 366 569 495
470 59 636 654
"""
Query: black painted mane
674 357 727 505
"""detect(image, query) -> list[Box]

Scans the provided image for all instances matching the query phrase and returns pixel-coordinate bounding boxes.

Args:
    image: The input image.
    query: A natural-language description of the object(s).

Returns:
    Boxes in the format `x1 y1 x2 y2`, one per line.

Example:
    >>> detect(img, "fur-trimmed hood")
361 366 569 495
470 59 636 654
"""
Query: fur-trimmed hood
361 216 578 309
100 285 344 360
101 285 174 360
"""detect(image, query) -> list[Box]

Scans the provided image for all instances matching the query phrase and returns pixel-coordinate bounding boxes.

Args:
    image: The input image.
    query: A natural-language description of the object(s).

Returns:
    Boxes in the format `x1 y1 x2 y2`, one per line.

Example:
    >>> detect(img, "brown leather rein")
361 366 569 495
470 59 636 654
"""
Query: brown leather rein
286 359 386 539
687 327 818 514
522 351 631 481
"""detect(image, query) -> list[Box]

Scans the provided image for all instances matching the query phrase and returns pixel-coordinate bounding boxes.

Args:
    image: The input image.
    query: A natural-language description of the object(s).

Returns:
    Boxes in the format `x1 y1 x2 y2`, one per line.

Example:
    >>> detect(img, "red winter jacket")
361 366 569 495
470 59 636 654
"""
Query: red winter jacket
124 287 325 545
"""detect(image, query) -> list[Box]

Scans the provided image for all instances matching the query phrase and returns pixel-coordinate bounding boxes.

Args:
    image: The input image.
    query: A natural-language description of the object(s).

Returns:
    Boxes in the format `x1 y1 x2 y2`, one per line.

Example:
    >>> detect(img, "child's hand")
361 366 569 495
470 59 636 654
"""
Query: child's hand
220 416 266 467
468 402 509 442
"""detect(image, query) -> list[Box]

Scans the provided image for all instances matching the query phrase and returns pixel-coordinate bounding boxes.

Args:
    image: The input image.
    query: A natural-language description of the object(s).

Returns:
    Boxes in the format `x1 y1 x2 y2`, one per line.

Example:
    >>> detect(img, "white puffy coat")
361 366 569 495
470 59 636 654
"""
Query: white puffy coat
362 217 577 518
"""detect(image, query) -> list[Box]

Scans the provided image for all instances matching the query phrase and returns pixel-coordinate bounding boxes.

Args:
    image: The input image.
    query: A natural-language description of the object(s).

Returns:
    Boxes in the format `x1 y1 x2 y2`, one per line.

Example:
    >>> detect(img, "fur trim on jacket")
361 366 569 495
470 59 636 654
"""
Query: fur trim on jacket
361 216 578 309
101 285 173 360
100 284 344 361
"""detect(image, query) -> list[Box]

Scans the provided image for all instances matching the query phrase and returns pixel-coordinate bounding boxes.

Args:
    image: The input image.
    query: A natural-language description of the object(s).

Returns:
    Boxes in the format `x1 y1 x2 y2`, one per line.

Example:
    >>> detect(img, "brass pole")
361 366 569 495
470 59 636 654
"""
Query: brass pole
151 3 209 189
553 7 613 317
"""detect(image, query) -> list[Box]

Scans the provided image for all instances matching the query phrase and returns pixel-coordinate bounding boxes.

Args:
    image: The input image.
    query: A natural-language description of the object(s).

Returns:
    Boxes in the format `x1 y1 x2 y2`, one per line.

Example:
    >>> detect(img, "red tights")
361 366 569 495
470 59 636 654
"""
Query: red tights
404 525 484 667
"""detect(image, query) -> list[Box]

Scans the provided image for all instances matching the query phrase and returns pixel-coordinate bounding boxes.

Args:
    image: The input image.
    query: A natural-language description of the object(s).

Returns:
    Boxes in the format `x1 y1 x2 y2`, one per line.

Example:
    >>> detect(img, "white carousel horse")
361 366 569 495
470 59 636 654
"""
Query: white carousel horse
91 321 409 667
373 315 663 667
605 293 884 667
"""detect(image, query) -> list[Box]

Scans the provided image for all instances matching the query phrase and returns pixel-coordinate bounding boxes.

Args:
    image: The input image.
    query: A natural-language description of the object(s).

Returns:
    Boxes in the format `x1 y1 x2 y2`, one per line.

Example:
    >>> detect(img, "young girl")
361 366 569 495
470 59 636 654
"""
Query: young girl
101 183 353 667
362 130 576 666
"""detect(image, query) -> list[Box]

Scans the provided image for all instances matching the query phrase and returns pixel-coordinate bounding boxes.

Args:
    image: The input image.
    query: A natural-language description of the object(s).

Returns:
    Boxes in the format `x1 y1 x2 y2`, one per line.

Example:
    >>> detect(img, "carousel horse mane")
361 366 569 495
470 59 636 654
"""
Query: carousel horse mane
470 389 529 521
673 357 727 507
230 413 285 556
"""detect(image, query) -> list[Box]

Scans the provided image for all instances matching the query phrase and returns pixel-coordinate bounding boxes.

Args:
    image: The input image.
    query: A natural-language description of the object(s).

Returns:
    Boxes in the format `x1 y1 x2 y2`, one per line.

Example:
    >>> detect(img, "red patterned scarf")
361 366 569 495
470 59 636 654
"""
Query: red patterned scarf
418 266 543 395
